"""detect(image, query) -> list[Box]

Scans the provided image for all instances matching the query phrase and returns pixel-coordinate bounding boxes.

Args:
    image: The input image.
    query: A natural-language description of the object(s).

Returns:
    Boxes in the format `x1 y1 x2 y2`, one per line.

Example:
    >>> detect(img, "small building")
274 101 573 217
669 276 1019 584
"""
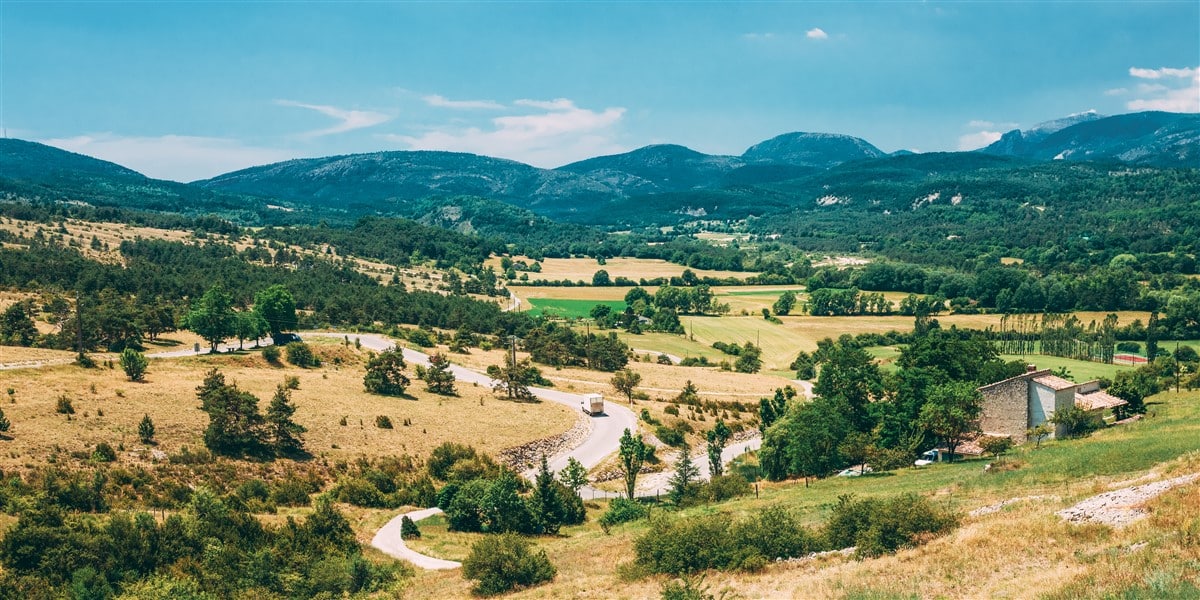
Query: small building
977 366 1127 443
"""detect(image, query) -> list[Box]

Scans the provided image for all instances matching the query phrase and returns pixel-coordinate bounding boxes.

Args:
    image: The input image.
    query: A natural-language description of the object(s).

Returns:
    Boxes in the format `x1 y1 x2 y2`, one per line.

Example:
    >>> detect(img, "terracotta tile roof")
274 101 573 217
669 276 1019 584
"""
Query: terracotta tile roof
1075 390 1128 411
1032 374 1077 391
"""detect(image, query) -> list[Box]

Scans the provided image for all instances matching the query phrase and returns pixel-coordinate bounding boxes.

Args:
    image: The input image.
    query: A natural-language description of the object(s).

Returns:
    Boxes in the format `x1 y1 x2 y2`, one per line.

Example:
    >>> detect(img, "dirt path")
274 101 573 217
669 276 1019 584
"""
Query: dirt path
1056 472 1200 528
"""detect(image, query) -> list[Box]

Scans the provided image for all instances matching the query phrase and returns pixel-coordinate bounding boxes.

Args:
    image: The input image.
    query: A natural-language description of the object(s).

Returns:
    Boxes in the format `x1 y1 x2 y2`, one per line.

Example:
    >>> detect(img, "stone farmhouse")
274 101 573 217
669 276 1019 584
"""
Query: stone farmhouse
977 366 1127 442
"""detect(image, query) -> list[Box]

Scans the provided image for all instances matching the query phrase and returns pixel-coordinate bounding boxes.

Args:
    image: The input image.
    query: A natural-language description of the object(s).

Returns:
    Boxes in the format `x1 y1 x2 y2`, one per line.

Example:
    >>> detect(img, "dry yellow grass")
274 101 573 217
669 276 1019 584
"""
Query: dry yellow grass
0 341 576 471
488 256 755 282
0 216 447 289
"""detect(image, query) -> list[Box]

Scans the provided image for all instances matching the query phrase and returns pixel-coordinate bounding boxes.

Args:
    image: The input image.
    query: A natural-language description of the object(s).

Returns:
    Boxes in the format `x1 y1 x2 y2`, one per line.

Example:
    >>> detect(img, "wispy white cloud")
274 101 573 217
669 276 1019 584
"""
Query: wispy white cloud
382 98 626 167
275 100 392 137
1125 66 1199 113
1103 87 1128 96
968 119 995 129
806 27 828 40
1129 66 1198 80
742 32 776 41
39 134 295 182
958 130 1002 151
422 94 505 110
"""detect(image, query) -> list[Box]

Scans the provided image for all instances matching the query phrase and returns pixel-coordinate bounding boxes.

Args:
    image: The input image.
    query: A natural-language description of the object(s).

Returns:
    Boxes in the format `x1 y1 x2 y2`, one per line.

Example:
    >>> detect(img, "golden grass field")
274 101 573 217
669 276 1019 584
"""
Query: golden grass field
489 256 756 283
0 215 448 291
0 336 576 472
393 387 1200 599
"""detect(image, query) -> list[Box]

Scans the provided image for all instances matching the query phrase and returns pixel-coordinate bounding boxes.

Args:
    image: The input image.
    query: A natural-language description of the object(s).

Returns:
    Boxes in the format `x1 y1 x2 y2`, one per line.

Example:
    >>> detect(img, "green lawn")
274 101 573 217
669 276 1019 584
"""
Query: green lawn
615 331 726 362
525 298 625 319
999 353 1130 382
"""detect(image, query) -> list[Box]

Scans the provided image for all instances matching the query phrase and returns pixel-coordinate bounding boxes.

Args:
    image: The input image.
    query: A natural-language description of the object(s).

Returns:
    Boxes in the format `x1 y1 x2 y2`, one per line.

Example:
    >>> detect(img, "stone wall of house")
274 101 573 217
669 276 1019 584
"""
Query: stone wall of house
979 375 1033 441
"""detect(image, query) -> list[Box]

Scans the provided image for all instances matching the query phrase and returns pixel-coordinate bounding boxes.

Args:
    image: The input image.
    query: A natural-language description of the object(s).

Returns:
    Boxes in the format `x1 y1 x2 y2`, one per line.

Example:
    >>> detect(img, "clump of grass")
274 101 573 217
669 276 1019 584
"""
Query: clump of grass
375 415 394 429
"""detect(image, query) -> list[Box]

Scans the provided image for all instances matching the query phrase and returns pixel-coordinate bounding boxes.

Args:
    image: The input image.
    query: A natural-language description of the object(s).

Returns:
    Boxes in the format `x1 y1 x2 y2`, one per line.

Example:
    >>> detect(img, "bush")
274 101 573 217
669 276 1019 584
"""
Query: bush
271 477 314 506
119 348 148 382
56 395 74 415
1116 341 1141 353
823 494 957 558
599 497 649 533
92 442 118 462
702 474 751 502
262 345 281 363
655 425 685 447
1050 406 1102 439
401 515 421 539
285 342 320 368
375 415 394 429
461 533 556 596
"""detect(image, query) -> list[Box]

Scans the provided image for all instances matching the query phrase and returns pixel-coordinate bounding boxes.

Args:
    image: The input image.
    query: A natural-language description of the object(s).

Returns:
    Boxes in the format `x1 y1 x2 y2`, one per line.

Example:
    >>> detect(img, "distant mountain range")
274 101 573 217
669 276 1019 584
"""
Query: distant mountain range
2 111 1196 228
982 111 1198 167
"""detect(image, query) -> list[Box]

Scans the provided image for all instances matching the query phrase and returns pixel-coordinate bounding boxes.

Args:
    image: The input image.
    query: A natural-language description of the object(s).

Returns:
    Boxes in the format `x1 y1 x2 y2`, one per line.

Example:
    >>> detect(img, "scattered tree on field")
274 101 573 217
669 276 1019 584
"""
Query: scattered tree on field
530 455 566 535
734 342 763 374
486 353 538 401
610 368 642 405
772 291 797 316
0 302 38 346
185 285 236 351
119 348 148 382
838 431 875 475
0 408 10 437
197 368 265 456
416 352 457 395
233 311 269 350
619 428 649 500
266 384 307 456
253 285 298 346
138 414 155 444
979 435 1013 459
363 349 410 396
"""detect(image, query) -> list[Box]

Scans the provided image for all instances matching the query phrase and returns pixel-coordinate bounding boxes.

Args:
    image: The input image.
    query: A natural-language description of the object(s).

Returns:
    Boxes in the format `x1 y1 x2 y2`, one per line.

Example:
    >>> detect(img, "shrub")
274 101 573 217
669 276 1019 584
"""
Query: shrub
0 408 9 435
400 515 421 539
262 345 281 363
824 494 957 558
635 514 734 575
375 415 394 429
56 395 75 415
137 414 155 443
702 474 751 502
92 442 118 462
119 348 149 382
462 533 556 596
1050 406 1102 439
284 375 301 390
599 497 649 534
655 425 686 447
661 574 724 600
271 477 314 507
285 342 319 368
1116 341 1141 353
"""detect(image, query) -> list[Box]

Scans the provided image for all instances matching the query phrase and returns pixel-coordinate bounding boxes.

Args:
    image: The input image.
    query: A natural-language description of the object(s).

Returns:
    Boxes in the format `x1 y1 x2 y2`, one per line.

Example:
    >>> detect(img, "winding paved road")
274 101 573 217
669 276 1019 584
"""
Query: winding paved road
2 330 765 571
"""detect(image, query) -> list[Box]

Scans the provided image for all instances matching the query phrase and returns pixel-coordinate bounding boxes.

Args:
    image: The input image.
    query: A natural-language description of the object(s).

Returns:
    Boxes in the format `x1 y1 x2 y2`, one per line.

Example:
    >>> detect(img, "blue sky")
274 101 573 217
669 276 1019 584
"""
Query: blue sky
3 1 1197 181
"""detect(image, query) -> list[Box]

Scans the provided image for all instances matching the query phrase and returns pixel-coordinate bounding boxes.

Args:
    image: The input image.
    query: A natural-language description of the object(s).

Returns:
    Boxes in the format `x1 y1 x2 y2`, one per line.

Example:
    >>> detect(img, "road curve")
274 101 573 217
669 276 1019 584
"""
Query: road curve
369 507 462 569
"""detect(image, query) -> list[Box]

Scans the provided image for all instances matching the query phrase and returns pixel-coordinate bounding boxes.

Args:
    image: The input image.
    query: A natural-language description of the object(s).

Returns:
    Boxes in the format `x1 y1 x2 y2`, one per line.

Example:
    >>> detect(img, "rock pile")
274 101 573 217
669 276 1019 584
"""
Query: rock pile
1056 472 1199 528
496 415 592 471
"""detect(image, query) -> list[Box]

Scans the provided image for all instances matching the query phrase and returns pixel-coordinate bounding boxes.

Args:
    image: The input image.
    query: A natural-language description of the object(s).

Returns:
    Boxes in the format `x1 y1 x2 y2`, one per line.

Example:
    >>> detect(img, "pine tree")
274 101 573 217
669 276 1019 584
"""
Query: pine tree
266 384 306 456
668 444 700 506
530 454 565 534
400 515 421 539
137 414 155 443
558 457 589 497
119 348 148 382
416 352 457 395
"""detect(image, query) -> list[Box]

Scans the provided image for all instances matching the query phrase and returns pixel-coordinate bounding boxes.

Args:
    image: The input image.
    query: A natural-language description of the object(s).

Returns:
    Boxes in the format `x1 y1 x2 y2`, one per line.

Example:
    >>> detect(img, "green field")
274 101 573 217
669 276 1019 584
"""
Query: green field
525 298 625 319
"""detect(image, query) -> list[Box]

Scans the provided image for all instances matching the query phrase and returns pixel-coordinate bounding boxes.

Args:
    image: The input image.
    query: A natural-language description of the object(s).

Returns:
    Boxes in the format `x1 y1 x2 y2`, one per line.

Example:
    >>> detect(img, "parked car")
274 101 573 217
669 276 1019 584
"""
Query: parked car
914 449 939 466
837 465 873 477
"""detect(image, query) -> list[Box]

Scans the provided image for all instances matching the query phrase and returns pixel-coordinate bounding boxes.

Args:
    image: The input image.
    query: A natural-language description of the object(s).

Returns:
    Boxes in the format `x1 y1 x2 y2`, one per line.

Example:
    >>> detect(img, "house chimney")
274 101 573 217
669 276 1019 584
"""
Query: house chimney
1026 364 1037 373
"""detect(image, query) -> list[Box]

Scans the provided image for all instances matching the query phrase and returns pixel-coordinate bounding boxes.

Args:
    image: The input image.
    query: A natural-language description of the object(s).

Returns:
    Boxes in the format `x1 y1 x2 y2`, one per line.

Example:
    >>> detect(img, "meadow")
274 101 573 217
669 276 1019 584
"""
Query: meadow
490 256 756 283
525 298 626 319
0 335 576 472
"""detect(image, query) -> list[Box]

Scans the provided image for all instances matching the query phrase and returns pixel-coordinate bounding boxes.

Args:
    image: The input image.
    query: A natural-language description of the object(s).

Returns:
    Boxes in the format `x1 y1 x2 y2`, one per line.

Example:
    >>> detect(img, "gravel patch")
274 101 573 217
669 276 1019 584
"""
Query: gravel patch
969 495 1059 517
1057 473 1200 528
